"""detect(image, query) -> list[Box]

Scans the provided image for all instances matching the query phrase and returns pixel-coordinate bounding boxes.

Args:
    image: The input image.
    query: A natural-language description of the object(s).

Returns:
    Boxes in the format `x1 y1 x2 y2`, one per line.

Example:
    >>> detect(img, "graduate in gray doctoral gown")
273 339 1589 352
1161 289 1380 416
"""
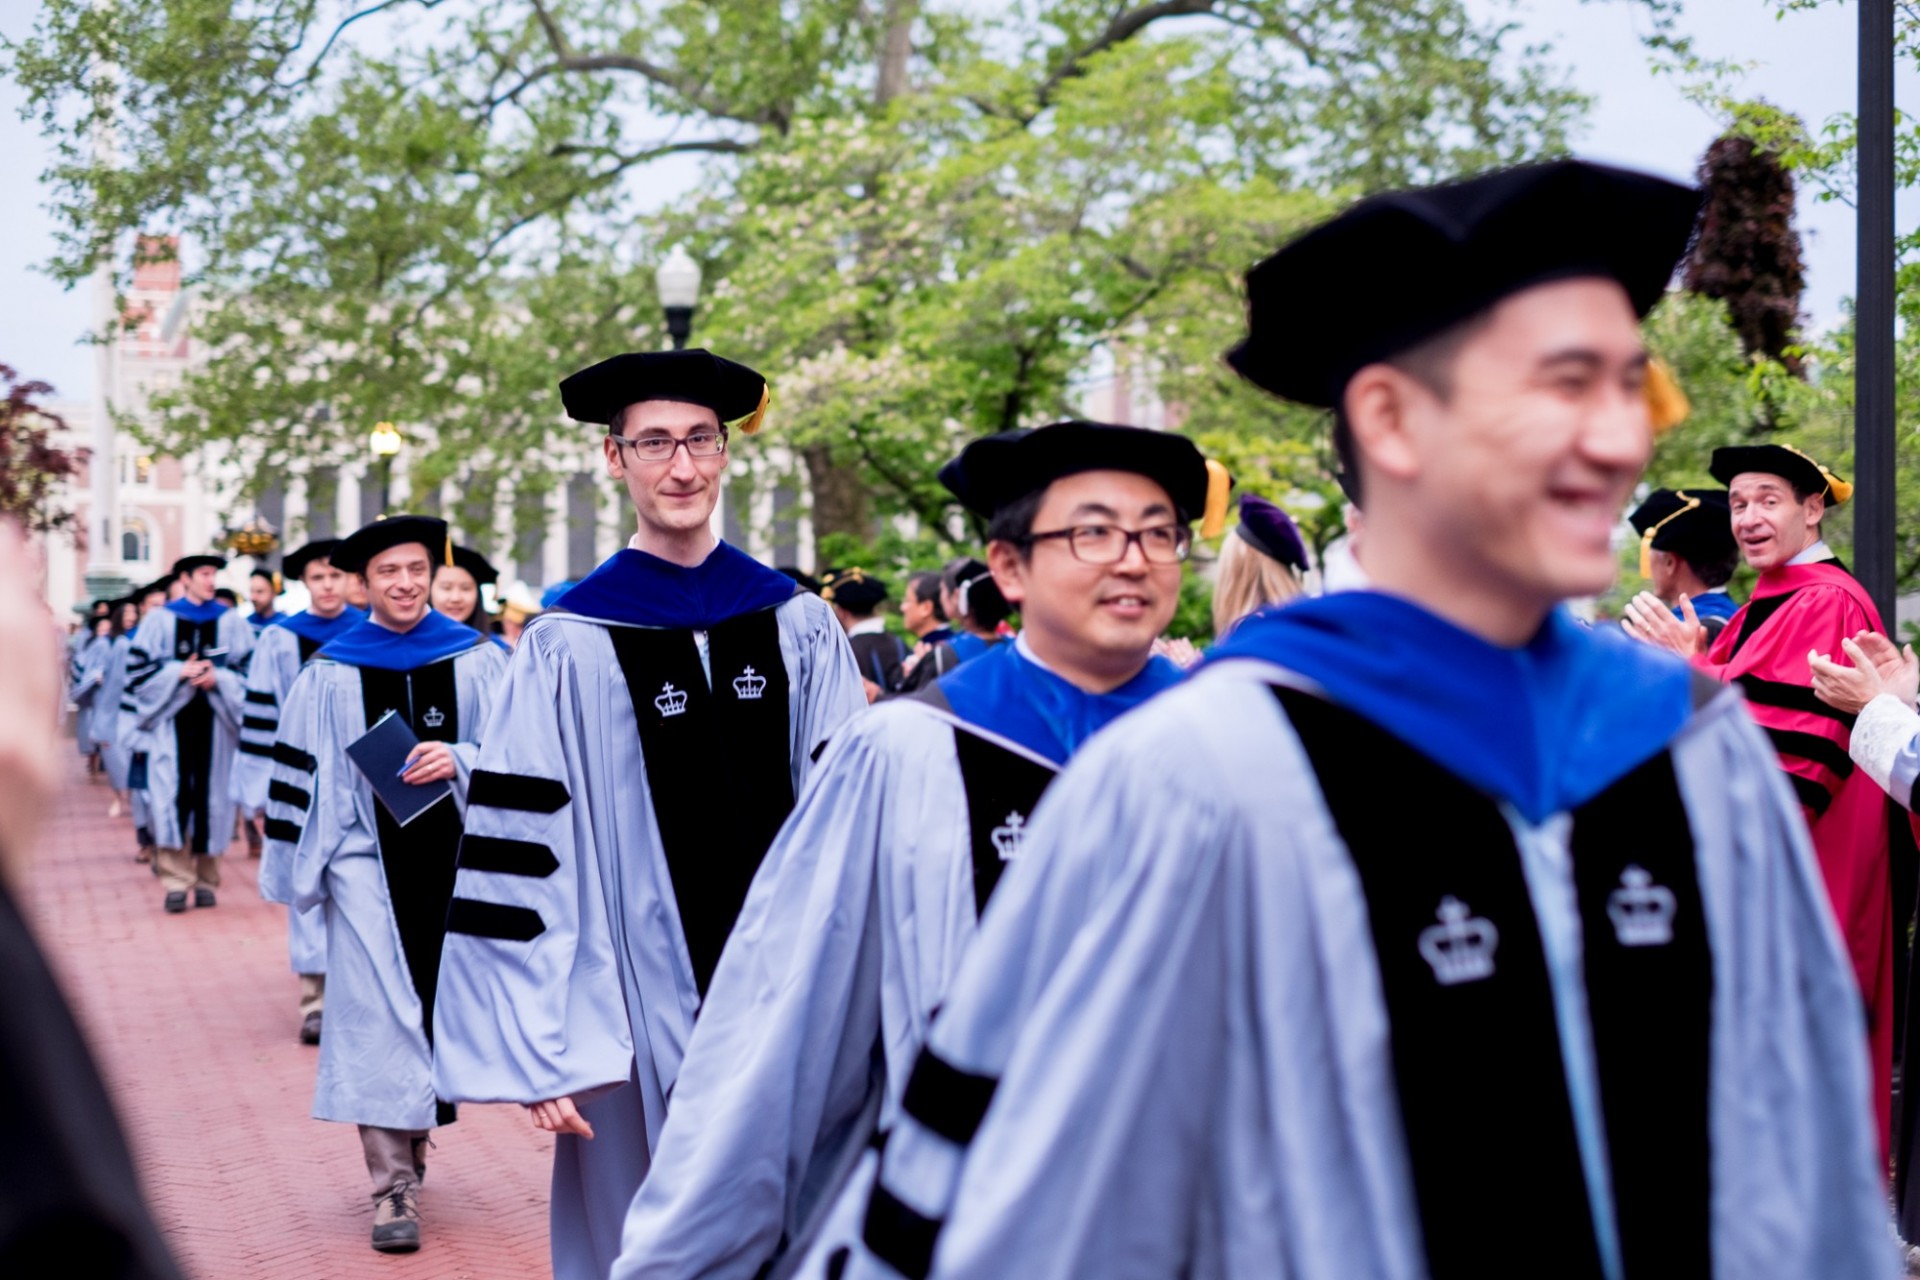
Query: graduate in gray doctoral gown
430 347 867 1280
263 516 509 1254
236 539 362 1043
847 162 1892 1280
122 555 254 910
90 627 135 794
612 422 1216 1280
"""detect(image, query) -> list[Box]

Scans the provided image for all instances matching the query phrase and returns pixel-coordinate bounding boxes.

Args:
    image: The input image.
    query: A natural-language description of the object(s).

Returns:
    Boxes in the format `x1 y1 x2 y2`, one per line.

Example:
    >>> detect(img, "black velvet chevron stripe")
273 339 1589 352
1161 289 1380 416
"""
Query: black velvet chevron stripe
458 835 559 878
271 742 317 773
264 817 302 843
861 1181 940 1280
469 770 570 814
238 741 274 758
900 1049 999 1147
1728 592 1793 658
118 701 137 715
242 715 277 732
1736 674 1858 728
445 897 545 942
268 780 311 812
1788 772 1835 816
246 689 278 706
1766 727 1854 779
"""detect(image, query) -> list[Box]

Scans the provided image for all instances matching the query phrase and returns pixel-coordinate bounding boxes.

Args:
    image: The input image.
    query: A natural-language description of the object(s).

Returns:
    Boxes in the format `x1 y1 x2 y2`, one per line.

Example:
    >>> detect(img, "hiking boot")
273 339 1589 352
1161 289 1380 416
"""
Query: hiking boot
194 888 216 908
299 1011 322 1045
370 1181 421 1253
163 891 187 914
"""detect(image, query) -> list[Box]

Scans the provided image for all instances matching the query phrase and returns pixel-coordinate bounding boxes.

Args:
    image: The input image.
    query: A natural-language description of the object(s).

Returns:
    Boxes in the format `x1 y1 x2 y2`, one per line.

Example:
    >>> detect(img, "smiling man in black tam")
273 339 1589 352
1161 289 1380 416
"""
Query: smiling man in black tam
429 348 865 1280
613 419 1220 1280
840 161 1887 1280
260 515 509 1253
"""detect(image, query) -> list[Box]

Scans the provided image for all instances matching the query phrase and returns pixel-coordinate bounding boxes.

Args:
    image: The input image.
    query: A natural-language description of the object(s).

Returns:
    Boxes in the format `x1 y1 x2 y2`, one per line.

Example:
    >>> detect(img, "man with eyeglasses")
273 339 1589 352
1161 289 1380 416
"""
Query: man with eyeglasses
607 421 1223 1280
430 348 866 1280
842 162 1887 1280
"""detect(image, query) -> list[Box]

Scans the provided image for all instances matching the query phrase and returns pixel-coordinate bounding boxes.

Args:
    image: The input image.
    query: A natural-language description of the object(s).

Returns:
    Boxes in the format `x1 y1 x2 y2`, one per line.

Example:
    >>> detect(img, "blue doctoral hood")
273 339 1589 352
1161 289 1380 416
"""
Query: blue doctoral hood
938 640 1185 766
164 597 228 624
555 542 796 629
276 607 366 648
315 608 489 673
1204 591 1697 824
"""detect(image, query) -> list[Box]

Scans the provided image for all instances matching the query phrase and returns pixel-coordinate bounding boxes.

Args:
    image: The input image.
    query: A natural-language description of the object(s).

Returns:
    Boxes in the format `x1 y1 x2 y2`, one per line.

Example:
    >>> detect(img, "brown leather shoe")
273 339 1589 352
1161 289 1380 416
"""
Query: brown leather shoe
370 1181 421 1253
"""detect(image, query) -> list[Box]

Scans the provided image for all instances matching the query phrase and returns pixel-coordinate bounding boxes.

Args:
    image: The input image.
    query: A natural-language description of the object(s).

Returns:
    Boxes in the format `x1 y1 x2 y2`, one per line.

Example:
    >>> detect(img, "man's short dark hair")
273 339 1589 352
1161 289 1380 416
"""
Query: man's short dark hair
1689 547 1739 589
1331 308 1495 507
984 488 1048 549
250 568 275 584
907 571 946 621
214 588 239 605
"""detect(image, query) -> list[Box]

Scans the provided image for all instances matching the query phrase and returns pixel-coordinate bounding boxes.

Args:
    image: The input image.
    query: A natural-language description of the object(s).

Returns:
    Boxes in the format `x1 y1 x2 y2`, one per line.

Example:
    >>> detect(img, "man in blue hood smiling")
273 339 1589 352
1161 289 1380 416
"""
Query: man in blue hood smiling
845 161 1890 1280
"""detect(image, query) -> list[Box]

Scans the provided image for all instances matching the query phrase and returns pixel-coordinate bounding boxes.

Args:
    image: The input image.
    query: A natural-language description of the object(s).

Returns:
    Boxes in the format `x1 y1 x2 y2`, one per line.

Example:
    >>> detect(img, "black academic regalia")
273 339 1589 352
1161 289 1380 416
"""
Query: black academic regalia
0 878 184 1279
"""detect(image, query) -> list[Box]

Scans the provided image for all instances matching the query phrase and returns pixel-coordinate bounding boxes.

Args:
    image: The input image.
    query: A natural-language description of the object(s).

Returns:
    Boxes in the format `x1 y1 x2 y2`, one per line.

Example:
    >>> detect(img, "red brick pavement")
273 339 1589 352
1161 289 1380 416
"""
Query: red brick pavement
23 754 557 1279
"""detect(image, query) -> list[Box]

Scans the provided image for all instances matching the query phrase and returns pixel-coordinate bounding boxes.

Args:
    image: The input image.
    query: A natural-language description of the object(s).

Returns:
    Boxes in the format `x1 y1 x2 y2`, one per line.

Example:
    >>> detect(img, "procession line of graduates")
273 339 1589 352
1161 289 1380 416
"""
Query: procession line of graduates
224 155 1901 1279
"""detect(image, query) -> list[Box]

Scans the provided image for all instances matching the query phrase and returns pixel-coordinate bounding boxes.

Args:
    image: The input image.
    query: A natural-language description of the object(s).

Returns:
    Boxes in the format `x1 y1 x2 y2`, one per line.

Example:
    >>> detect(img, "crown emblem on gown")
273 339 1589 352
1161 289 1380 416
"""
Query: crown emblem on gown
421 706 445 729
733 666 767 700
991 812 1027 860
655 682 688 718
1606 865 1676 948
1418 896 1499 986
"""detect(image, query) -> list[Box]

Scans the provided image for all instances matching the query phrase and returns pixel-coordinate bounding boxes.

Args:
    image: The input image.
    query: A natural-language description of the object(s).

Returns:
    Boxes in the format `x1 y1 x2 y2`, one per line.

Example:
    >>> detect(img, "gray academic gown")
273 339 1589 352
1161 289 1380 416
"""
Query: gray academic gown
89 634 135 791
432 592 866 1280
611 696 1062 1280
843 658 1893 1280
262 634 507 1131
121 605 254 854
243 621 331 977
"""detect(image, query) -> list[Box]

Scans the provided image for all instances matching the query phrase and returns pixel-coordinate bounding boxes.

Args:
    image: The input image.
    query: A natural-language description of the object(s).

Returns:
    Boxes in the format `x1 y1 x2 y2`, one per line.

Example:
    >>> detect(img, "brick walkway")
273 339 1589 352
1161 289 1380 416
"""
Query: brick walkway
23 752 557 1279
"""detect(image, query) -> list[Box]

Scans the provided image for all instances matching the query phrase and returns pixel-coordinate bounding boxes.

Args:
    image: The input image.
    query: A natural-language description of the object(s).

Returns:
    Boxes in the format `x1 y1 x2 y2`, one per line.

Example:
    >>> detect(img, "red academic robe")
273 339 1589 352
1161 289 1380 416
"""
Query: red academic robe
1699 561 1892 1154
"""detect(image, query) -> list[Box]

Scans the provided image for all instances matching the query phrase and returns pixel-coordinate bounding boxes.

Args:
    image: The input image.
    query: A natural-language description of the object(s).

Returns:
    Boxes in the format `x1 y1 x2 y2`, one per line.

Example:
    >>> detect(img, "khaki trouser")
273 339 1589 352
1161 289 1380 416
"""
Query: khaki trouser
359 1125 429 1199
297 973 325 1018
154 847 221 894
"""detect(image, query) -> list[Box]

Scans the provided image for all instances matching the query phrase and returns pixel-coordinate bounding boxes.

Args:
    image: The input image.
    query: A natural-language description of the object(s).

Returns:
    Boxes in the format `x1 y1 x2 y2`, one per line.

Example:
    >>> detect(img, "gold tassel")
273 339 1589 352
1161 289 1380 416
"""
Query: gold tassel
1200 459 1231 540
445 533 454 568
1639 490 1701 577
1645 358 1689 434
1782 444 1853 505
740 384 770 436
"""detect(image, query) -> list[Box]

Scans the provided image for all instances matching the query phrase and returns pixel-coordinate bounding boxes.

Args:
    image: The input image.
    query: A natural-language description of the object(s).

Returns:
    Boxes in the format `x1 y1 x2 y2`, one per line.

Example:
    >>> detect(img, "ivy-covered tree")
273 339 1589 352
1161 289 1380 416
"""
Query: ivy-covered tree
1684 132 1807 375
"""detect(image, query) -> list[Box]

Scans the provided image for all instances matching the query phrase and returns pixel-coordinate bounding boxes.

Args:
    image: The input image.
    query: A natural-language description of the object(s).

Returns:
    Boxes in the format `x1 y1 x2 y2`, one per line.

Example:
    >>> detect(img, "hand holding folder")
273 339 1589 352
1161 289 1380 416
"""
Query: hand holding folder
346 710 453 826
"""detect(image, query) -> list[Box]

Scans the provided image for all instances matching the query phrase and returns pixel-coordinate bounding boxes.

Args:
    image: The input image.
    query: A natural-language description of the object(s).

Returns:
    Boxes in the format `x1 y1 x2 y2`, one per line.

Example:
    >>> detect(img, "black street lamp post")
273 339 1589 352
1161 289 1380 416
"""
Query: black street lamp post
657 246 703 350
1858 0 1896 631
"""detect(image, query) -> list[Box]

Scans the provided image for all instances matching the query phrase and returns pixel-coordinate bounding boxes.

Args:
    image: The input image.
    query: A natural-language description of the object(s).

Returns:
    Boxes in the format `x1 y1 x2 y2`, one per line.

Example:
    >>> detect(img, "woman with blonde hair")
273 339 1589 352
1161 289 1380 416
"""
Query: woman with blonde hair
1212 493 1308 637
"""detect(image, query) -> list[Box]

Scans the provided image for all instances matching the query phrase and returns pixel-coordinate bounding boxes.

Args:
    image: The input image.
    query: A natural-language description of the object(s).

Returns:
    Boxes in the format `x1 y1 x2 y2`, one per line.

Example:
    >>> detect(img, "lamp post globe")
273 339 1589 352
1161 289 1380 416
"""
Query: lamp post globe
657 245 702 350
369 421 402 515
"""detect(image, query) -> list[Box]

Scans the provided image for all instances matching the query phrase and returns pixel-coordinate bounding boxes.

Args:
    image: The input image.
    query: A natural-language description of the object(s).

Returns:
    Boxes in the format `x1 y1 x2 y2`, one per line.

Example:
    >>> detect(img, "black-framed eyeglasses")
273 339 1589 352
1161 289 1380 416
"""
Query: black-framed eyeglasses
1017 523 1192 565
606 428 729 463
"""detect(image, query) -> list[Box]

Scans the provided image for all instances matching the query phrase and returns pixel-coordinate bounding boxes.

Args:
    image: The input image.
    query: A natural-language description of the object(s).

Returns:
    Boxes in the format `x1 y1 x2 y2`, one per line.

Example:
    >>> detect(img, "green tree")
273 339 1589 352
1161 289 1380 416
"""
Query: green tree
9 0 1587 557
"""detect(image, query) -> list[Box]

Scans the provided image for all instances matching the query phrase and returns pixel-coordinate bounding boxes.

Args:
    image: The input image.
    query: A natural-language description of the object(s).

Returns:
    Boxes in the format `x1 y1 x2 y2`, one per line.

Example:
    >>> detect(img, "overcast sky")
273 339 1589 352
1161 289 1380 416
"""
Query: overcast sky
0 0 1911 404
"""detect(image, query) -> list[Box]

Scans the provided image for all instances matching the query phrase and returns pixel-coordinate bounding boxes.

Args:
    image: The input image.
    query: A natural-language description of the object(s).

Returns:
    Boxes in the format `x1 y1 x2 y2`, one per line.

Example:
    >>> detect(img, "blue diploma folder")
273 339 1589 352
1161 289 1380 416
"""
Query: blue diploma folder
345 709 453 827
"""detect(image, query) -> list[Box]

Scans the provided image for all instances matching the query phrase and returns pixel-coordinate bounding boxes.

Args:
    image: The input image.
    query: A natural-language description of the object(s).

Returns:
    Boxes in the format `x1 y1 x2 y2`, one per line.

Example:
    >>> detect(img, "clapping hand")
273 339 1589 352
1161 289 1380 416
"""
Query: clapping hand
1620 592 1707 658
1810 632 1920 715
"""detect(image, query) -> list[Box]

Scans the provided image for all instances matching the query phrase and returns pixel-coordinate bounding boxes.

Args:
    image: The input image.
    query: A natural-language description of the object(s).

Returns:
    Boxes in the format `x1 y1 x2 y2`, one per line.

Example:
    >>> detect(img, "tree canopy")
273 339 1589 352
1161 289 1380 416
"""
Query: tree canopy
9 0 1588 562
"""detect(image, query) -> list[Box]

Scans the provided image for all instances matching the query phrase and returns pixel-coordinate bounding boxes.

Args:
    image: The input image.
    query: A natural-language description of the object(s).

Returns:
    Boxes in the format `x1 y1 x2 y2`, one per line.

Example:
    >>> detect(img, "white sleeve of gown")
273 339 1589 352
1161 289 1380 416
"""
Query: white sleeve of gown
232 629 294 812
432 623 636 1105
261 665 341 911
792 596 870 783
613 723 894 1280
1849 693 1920 810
